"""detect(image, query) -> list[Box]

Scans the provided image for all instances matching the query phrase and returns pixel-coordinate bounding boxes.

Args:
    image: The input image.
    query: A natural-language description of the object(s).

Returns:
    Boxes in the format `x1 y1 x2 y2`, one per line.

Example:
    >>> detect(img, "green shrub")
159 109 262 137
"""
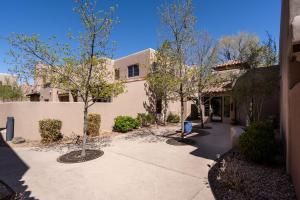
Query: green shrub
239 121 276 163
39 119 63 143
137 113 156 127
87 114 101 136
113 116 140 133
167 113 180 123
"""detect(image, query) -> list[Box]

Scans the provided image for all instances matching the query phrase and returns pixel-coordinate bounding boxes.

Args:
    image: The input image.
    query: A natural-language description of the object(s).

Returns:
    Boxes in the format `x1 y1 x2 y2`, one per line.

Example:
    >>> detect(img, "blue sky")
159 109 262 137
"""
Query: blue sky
0 0 281 73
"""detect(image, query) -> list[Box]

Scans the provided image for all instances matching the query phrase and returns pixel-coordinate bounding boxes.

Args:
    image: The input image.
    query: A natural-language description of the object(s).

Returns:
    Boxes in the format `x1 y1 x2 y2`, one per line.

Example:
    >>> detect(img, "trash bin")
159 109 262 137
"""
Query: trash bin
6 117 14 141
184 121 192 134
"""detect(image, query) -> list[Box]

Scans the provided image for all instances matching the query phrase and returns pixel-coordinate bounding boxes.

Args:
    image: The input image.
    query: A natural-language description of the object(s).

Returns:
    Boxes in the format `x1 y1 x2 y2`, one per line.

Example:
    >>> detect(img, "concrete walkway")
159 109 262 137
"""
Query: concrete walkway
0 123 232 200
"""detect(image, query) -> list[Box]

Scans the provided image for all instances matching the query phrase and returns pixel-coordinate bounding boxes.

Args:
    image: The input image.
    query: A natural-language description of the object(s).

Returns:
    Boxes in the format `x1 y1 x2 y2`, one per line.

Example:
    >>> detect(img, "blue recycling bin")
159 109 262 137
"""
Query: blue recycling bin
184 121 192 134
6 117 14 141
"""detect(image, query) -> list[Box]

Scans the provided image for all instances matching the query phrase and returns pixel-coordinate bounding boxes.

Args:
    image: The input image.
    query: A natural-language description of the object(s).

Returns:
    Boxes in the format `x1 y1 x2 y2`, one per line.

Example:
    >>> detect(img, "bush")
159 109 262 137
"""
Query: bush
39 119 63 143
167 113 180 123
87 114 101 136
137 113 156 127
113 116 140 133
239 121 276 163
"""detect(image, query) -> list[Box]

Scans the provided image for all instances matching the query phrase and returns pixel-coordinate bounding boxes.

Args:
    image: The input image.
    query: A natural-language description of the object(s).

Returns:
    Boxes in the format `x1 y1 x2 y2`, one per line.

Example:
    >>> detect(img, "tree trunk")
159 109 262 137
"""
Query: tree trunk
81 103 88 157
251 96 254 123
198 93 204 128
163 97 168 125
180 83 184 140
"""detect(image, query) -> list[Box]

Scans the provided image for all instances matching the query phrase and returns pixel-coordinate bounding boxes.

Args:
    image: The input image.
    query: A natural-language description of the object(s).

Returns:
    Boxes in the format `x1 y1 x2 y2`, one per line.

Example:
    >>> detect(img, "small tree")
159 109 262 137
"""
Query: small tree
6 0 124 157
0 78 24 102
159 0 198 139
146 41 178 124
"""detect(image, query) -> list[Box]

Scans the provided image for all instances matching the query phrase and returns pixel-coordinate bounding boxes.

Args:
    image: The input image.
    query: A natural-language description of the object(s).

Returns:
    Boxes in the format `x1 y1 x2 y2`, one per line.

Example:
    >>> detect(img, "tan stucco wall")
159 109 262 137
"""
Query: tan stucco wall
0 102 84 140
0 80 190 140
114 49 154 80
280 0 300 198
289 83 300 197
280 0 291 171
31 49 155 102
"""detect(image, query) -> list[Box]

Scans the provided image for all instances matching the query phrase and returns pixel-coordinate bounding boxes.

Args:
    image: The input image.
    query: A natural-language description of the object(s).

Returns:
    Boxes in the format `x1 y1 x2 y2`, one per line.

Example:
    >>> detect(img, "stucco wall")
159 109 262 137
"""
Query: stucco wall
114 49 154 80
280 0 300 197
235 66 280 126
89 80 150 130
0 80 189 140
289 82 300 197
0 102 84 140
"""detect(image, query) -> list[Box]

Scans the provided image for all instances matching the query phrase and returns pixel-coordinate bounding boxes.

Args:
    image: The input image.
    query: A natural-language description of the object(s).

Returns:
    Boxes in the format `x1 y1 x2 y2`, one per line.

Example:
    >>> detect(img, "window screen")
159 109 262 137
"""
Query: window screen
128 64 139 77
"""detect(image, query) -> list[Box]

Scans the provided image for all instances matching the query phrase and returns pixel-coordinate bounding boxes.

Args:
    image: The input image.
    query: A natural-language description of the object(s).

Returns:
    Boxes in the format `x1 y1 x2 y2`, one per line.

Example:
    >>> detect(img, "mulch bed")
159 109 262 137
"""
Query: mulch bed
57 149 104 164
166 137 196 146
208 150 297 200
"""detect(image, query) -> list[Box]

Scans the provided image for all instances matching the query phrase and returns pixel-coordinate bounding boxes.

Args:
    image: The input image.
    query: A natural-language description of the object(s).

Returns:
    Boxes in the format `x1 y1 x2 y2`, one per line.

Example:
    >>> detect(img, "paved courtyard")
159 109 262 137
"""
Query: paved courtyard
0 123 232 200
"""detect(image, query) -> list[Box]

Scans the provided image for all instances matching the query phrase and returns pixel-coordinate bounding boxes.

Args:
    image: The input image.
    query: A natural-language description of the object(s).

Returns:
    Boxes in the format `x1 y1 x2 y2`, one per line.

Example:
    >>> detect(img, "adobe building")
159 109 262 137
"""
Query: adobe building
280 0 300 197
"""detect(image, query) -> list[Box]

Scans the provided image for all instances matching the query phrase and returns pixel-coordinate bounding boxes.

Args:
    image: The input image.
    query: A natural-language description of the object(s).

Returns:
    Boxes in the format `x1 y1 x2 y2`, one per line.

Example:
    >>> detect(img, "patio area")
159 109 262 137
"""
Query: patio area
0 123 233 200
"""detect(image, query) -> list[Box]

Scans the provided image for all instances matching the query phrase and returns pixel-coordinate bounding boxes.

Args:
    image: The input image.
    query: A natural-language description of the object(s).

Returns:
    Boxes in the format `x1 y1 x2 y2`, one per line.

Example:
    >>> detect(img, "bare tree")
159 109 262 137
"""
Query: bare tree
193 31 218 128
218 32 260 63
159 0 198 139
6 0 125 157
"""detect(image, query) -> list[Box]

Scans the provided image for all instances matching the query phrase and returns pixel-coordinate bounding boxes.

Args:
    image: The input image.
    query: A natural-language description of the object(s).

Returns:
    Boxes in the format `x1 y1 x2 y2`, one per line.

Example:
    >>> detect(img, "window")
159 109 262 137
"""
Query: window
93 96 112 103
71 90 78 102
128 64 139 78
156 99 162 114
224 96 230 118
43 82 51 88
59 95 69 102
152 62 157 72
203 97 210 117
115 69 120 80
30 94 40 102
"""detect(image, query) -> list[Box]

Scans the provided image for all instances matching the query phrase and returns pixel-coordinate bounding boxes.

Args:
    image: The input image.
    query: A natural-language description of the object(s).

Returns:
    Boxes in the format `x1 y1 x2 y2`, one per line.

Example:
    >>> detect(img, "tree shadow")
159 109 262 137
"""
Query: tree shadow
188 123 232 160
142 82 156 115
0 135 38 199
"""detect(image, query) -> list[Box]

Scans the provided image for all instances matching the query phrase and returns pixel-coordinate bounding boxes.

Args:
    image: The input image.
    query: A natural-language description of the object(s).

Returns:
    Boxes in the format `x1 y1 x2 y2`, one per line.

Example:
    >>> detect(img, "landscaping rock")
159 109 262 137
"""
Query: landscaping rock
11 137 26 144
230 126 244 148
208 150 297 200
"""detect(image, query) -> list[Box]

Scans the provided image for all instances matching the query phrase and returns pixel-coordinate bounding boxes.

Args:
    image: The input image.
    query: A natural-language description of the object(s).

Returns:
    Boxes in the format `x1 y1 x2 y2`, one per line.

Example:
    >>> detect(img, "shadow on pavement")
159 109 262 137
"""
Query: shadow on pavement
0 134 38 199
187 123 232 160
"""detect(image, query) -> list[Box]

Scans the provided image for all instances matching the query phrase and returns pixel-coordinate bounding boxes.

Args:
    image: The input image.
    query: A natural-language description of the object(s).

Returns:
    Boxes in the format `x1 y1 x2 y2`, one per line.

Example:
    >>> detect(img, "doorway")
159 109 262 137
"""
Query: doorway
211 97 222 122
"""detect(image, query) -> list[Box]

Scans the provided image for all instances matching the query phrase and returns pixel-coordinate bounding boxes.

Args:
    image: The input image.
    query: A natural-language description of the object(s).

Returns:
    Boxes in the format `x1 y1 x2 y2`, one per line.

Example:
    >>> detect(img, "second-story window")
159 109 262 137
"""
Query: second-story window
115 69 120 80
152 62 157 72
128 64 139 78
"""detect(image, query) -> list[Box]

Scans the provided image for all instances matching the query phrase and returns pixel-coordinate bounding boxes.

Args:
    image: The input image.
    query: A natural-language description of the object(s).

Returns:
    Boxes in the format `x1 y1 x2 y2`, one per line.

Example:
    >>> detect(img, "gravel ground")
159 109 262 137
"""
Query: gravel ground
6 131 118 153
6 124 180 152
208 150 297 200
